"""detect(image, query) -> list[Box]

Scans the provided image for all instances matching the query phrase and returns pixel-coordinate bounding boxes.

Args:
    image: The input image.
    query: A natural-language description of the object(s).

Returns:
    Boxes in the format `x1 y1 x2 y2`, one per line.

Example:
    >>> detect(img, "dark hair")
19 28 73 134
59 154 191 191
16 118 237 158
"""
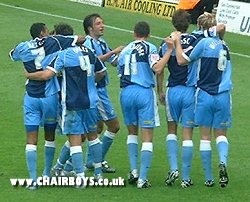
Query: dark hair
134 21 150 38
172 9 191 33
30 23 46 39
54 23 74 35
83 13 102 35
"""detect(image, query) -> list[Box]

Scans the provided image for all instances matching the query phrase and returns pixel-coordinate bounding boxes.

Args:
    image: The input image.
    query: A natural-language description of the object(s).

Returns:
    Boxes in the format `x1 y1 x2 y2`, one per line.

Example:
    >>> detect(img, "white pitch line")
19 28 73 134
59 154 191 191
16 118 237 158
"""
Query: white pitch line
1 2 249 58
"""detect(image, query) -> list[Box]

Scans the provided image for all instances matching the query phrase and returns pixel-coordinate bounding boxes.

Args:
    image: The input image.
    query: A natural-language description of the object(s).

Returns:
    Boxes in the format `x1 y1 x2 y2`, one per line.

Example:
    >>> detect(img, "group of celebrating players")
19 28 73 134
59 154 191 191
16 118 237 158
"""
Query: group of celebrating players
9 9 231 190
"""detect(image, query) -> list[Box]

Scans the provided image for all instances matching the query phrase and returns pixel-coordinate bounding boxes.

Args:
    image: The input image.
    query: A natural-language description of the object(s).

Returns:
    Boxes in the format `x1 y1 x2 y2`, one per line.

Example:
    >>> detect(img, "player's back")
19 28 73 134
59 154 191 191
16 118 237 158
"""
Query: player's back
190 37 232 94
10 39 54 98
118 40 157 88
55 45 105 110
10 35 77 98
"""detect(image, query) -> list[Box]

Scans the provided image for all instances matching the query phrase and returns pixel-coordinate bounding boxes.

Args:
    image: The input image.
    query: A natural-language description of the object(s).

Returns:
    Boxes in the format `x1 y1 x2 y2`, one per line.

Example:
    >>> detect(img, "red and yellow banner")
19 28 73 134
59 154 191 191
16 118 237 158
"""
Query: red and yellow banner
104 0 178 20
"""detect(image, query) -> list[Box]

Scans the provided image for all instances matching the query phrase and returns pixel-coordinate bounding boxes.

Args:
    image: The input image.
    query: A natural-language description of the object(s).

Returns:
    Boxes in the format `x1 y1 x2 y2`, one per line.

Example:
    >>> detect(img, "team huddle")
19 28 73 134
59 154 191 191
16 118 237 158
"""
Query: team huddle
9 10 232 190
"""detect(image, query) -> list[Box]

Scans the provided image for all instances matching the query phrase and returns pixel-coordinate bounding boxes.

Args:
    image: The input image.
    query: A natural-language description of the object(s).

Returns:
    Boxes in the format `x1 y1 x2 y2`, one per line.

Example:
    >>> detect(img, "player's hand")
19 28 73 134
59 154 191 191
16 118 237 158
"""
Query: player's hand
164 37 174 50
170 31 181 42
113 46 124 54
23 68 30 78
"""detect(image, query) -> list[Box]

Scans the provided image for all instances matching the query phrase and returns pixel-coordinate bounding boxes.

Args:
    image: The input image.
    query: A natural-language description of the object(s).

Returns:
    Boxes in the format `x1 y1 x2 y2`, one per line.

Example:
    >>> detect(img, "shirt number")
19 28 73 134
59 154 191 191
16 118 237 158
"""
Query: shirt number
217 49 227 71
79 55 92 76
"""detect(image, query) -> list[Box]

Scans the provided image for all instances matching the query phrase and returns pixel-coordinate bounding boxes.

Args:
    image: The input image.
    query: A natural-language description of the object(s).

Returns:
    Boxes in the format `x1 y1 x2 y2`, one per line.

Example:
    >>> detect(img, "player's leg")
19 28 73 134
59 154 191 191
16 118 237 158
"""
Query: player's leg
24 94 40 190
214 129 229 187
165 87 180 185
84 108 103 178
42 95 58 177
68 134 86 188
43 123 56 177
87 132 103 179
137 87 158 189
126 125 139 184
199 127 214 186
101 118 119 173
181 127 194 188
51 140 70 176
213 92 231 187
25 130 39 183
137 127 153 189
85 113 102 170
98 87 120 172
195 89 214 186
180 87 195 188
61 110 86 188
120 86 139 184
165 121 179 185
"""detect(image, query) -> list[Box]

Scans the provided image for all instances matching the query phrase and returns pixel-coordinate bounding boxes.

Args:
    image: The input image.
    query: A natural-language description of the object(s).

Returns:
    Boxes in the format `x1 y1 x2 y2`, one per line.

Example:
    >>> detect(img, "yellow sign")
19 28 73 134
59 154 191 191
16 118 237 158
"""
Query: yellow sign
104 0 177 20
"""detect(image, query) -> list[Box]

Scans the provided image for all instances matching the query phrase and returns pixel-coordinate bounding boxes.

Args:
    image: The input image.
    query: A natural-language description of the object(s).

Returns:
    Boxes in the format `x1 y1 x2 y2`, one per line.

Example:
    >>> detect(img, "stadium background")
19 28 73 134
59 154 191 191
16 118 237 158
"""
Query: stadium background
0 0 249 201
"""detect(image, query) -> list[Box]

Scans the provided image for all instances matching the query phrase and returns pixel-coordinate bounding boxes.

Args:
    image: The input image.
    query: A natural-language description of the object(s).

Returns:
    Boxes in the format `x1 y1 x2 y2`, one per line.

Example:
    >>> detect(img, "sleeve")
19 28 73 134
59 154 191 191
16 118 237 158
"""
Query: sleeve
83 38 96 55
94 56 107 73
148 45 160 69
9 49 18 61
9 43 24 61
106 46 117 64
158 41 166 58
46 58 58 74
188 39 206 62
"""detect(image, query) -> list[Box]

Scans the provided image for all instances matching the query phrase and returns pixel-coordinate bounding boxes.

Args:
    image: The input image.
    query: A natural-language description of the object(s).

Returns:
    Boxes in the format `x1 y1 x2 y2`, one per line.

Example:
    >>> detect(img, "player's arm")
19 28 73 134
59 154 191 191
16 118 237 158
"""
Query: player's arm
94 56 107 82
204 23 226 39
216 23 226 39
172 32 190 66
153 37 173 74
25 67 56 80
76 35 85 44
9 44 23 61
95 70 106 82
156 70 165 105
98 45 124 66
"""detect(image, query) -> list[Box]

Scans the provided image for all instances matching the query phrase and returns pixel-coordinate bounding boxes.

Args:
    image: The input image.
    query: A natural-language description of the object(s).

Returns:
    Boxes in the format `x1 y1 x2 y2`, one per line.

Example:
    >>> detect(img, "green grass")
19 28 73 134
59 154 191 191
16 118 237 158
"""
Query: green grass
0 0 250 201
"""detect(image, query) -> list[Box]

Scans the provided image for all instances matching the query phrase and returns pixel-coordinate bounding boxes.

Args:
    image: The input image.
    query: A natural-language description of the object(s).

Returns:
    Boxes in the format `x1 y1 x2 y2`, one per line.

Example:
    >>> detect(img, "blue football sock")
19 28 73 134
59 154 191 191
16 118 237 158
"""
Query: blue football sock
56 140 70 169
101 130 115 161
182 140 193 180
70 146 84 174
200 140 213 181
25 144 37 181
85 143 93 168
43 141 56 176
166 134 178 171
127 135 138 171
216 136 229 165
89 138 102 175
139 142 153 180
64 158 73 172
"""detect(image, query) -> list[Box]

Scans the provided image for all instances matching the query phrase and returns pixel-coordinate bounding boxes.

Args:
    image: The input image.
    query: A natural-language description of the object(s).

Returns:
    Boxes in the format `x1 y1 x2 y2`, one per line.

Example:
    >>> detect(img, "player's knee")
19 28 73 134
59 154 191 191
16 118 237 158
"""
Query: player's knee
97 121 104 134
107 118 120 133
97 125 104 134
109 122 120 134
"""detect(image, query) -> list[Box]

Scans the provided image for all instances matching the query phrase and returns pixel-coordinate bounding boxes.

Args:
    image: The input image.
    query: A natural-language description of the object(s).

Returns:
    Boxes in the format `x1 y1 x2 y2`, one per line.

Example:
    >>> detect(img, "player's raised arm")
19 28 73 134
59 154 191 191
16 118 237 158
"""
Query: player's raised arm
171 31 190 66
153 37 174 74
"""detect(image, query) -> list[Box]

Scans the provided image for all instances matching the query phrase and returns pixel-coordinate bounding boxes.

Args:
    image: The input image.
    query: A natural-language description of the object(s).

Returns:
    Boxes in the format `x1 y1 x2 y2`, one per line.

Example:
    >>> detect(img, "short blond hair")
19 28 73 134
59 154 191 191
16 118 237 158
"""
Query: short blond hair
197 12 217 30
